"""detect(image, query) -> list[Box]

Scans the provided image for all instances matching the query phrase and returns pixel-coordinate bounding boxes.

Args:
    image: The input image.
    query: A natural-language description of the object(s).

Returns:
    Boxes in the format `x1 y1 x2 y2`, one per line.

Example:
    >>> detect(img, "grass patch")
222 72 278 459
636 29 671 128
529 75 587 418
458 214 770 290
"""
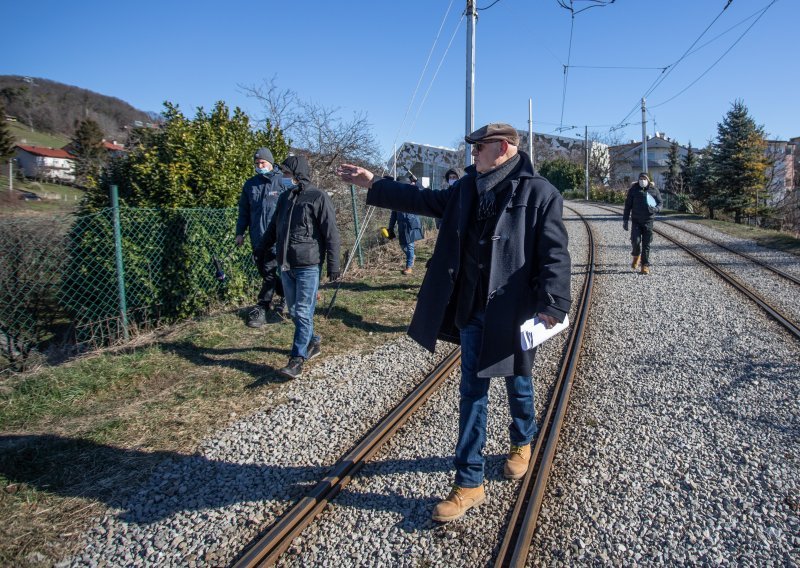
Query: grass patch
0 238 433 565
690 218 800 256
8 122 70 149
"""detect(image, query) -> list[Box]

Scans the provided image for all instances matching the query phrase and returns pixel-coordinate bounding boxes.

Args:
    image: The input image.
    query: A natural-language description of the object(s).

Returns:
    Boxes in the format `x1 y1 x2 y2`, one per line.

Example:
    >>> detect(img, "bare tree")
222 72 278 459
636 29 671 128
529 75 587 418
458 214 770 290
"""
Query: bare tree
240 77 383 190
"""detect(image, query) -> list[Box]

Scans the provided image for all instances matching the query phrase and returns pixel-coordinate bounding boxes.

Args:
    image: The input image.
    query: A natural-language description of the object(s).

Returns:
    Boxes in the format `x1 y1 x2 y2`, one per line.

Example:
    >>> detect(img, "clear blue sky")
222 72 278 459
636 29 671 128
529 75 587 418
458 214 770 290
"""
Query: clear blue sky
3 0 797 158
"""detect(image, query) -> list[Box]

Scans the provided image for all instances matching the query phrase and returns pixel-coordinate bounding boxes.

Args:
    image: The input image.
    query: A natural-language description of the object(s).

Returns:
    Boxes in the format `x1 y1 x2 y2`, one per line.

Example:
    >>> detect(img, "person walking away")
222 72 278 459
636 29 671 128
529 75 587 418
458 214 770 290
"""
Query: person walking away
258 155 341 380
622 172 663 275
388 209 424 275
336 123 571 523
236 147 286 327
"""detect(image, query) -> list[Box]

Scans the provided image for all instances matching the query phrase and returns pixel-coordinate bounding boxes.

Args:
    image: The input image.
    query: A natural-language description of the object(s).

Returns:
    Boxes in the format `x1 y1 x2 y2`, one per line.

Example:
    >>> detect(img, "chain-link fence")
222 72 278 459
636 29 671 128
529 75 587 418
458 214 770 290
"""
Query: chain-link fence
0 184 416 373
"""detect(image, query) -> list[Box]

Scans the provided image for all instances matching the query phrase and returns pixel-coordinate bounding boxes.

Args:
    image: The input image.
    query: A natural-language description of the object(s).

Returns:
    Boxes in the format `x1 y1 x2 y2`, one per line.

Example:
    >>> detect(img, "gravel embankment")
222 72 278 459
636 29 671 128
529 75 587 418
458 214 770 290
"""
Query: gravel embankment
61 202 799 567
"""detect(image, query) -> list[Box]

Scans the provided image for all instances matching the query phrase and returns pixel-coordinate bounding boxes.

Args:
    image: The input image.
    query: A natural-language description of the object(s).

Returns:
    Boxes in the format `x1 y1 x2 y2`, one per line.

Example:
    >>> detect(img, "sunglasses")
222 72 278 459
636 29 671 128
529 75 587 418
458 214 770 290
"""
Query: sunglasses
472 140 501 153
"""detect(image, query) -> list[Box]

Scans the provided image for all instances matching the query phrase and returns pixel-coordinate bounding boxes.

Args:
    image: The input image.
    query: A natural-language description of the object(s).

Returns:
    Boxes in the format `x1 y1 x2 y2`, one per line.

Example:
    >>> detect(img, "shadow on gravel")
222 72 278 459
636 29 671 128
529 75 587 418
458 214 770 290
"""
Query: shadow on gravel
0 435 473 527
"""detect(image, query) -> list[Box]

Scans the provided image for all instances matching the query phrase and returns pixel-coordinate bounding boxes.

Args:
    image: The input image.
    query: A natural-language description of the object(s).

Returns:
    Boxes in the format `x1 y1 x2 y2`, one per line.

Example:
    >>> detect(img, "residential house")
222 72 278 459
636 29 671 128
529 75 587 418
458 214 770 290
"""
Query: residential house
609 133 688 189
765 140 796 205
14 144 76 182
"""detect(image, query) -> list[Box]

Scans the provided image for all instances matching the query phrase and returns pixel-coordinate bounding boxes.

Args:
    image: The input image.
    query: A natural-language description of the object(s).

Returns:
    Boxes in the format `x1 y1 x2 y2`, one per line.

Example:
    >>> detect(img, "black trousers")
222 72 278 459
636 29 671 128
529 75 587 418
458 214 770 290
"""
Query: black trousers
253 249 284 307
631 220 654 266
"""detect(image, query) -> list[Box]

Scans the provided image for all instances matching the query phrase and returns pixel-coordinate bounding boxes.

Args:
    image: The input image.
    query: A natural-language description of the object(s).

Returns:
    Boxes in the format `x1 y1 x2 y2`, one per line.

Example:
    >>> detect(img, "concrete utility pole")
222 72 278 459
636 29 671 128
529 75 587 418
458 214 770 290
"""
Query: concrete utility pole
641 97 648 175
8 160 13 192
584 125 590 200
528 98 535 168
465 0 477 168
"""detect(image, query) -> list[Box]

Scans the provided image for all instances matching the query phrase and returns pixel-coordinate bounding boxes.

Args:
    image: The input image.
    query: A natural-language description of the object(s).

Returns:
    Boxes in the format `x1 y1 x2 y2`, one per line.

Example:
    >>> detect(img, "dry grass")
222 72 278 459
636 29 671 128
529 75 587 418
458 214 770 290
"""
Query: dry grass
0 237 433 566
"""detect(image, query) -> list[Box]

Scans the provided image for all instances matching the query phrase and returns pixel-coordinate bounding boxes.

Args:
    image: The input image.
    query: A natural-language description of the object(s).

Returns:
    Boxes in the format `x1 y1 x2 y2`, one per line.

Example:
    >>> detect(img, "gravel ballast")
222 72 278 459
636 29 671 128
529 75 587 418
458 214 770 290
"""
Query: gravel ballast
61 203 799 567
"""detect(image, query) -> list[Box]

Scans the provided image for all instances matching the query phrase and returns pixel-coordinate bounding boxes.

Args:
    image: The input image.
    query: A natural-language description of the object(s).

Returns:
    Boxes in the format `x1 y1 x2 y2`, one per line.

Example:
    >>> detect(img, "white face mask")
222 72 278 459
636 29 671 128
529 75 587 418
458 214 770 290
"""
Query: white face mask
448 178 457 187
639 179 649 188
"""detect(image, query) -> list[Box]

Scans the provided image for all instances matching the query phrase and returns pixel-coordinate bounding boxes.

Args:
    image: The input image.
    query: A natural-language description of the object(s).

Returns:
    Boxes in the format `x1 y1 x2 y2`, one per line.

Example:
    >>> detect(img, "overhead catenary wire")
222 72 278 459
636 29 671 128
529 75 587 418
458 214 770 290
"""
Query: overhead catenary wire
651 0 778 109
407 14 465 137
387 0 456 157
613 0 735 129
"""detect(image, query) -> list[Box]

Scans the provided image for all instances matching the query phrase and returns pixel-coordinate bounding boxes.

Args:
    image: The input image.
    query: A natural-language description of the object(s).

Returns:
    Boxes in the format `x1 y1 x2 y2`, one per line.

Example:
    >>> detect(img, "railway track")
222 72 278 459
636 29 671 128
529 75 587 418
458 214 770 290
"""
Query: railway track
232 206 597 567
595 204 800 341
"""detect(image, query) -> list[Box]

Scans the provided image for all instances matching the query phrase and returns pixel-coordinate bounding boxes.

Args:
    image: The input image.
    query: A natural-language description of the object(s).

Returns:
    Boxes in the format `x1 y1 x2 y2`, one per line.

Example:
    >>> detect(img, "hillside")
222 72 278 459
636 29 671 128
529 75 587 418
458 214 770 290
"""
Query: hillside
0 75 155 143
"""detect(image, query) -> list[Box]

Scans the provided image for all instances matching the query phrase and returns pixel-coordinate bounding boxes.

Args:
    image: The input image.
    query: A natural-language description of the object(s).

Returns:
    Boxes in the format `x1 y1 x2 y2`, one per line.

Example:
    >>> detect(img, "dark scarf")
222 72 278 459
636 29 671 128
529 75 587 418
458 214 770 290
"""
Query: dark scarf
474 154 521 220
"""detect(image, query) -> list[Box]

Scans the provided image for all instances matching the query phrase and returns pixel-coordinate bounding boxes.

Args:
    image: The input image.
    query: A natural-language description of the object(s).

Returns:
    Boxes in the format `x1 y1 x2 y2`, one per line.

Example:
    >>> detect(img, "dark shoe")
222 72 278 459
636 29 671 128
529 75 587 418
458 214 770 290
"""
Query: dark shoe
431 484 485 522
278 356 304 379
306 337 321 360
247 306 267 328
272 297 287 318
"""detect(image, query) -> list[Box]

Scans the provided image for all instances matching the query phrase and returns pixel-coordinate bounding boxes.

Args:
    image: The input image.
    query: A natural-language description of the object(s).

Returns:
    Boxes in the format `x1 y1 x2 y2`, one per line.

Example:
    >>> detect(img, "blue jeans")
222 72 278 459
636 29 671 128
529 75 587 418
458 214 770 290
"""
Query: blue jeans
454 312 537 488
401 241 415 268
281 266 320 359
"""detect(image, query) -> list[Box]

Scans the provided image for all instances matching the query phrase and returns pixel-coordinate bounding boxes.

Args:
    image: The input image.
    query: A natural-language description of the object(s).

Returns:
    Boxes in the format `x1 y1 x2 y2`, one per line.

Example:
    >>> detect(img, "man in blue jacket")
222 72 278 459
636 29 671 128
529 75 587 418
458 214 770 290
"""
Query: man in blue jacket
622 172 663 275
337 123 571 523
236 147 285 327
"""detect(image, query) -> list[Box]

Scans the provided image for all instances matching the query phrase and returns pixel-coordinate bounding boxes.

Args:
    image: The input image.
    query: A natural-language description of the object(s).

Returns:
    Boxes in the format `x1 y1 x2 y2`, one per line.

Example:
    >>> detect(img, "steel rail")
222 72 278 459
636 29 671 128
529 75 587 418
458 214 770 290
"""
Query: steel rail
658 218 800 287
597 205 800 341
494 206 596 568
232 347 462 568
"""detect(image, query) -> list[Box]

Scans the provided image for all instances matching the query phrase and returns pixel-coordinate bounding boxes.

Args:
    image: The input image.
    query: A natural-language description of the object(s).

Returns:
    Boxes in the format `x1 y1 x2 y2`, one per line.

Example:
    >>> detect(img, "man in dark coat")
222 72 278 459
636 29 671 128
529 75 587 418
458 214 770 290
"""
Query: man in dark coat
623 172 663 275
337 123 571 523
236 147 286 327
258 155 341 380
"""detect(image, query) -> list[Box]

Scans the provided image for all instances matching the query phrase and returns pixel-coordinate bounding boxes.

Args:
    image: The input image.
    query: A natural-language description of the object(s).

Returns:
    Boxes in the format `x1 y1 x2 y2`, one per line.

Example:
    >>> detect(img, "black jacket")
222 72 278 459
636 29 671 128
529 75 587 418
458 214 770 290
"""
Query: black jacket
259 185 341 276
236 173 284 249
623 182 663 224
367 151 572 378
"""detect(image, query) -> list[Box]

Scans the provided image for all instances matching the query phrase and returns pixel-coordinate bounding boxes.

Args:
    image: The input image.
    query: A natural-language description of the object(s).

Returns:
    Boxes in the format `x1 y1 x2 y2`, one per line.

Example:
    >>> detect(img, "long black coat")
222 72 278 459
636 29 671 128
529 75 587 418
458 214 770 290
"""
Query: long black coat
367 152 571 378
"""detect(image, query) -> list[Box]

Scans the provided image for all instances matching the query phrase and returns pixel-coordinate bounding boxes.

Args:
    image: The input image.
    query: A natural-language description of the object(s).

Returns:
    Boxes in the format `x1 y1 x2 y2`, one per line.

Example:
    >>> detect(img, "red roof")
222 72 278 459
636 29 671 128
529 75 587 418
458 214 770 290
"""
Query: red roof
16 144 75 159
103 141 125 152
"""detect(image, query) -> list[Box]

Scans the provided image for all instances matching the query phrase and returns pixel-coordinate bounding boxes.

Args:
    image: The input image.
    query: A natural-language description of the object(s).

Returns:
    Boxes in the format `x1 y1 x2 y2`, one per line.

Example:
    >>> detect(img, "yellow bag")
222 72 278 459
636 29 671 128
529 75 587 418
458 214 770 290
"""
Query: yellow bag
380 226 390 238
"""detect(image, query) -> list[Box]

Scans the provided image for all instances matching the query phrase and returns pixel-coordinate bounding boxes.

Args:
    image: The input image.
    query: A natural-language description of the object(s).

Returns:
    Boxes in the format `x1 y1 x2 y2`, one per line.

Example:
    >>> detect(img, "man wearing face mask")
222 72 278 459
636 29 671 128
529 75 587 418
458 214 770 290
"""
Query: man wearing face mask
258 155 341 380
236 147 287 327
622 172 663 275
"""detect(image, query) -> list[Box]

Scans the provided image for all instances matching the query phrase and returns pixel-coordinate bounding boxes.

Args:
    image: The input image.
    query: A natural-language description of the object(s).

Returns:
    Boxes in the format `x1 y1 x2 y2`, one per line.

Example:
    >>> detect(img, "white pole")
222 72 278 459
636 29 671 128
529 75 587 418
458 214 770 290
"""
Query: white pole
641 98 648 175
585 125 590 200
465 0 477 169
8 160 12 192
528 98 534 168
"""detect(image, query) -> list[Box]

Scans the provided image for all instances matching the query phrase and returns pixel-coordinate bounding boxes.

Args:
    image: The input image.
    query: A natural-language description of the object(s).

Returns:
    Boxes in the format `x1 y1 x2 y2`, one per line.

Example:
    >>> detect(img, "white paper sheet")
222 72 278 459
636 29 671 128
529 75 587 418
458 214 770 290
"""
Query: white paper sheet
520 315 569 351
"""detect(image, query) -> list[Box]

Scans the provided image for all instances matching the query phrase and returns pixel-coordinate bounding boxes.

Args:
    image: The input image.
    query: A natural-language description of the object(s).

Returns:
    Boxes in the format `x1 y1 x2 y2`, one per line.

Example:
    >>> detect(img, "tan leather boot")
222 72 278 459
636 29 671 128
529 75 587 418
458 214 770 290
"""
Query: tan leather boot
504 444 531 480
431 484 485 522
631 256 640 270
641 265 650 275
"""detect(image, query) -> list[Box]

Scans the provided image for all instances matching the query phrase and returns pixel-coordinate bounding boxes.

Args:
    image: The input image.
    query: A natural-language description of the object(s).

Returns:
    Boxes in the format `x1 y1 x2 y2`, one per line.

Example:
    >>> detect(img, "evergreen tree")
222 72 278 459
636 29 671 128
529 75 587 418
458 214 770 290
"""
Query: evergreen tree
662 142 682 194
0 105 15 162
680 143 697 196
692 144 720 219
710 100 768 223
89 101 288 210
72 118 106 188
538 157 584 193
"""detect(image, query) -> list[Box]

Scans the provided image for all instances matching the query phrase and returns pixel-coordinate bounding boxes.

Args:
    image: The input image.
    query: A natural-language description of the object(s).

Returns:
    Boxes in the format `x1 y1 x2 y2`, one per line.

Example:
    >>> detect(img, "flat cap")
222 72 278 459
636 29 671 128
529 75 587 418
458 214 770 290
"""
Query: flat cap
465 123 520 146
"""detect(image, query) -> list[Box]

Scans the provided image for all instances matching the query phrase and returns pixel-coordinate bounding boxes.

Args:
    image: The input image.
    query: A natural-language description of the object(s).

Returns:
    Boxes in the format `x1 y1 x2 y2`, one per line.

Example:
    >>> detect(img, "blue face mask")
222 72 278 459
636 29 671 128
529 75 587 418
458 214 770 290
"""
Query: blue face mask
255 167 272 176
280 176 296 189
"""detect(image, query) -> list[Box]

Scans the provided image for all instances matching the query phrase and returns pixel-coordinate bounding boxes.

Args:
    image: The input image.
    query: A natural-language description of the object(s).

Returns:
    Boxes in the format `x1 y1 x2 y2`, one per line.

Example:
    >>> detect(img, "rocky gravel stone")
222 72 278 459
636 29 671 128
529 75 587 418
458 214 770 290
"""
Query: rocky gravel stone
62 203 799 567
